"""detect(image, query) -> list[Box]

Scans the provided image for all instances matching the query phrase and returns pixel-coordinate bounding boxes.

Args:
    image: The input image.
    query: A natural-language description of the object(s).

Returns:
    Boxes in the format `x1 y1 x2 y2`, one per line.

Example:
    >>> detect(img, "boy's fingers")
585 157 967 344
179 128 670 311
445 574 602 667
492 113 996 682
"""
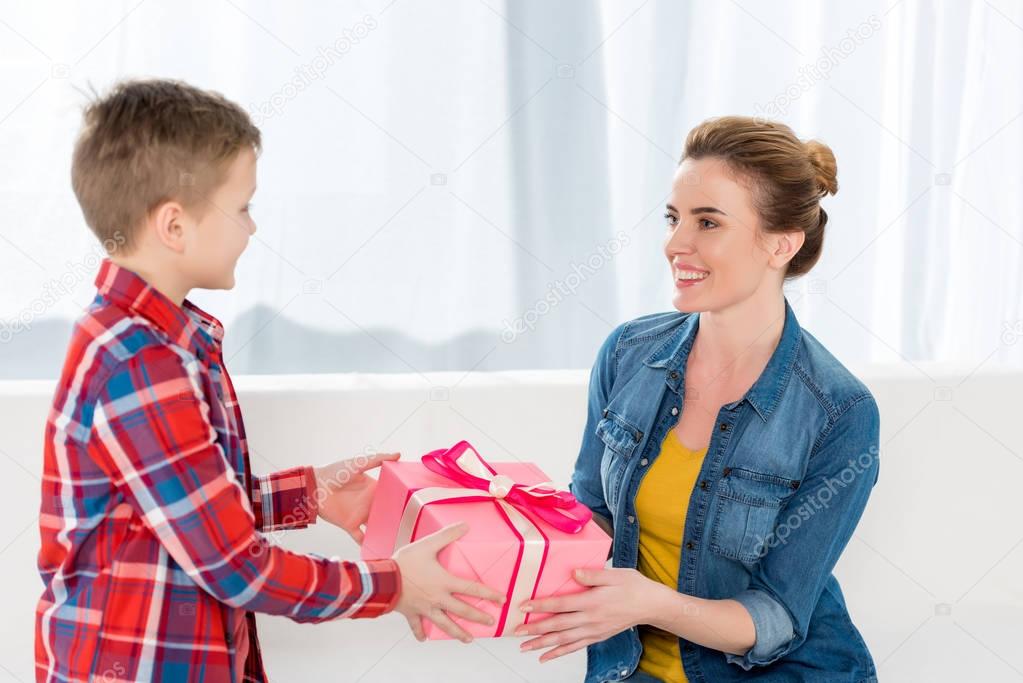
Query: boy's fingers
428 606 473 643
442 596 495 627
405 615 426 641
423 522 469 550
350 452 401 472
452 577 506 605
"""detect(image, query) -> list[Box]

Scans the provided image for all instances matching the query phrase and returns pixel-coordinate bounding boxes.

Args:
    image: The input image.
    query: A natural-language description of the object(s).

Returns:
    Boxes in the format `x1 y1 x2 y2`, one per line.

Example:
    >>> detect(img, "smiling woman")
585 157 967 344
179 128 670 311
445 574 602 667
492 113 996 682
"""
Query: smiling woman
517 117 881 683
664 116 839 304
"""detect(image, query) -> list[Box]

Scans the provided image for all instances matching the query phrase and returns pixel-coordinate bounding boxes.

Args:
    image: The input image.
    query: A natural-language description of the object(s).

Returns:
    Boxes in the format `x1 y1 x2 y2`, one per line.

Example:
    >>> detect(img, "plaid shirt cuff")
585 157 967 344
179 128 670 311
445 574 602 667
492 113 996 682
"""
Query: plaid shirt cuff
351 559 402 618
304 465 320 520
253 466 319 532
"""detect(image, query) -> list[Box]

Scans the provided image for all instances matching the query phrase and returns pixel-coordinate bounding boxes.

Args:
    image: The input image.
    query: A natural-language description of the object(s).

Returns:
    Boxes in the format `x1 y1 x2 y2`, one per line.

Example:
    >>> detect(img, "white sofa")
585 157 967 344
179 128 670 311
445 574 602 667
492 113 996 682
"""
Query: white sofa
2 366 1020 681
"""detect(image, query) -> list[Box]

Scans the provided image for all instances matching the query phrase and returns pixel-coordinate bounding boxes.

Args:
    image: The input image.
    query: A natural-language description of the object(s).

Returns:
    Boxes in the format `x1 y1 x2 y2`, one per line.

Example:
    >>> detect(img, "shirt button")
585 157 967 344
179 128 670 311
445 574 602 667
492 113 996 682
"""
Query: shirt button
669 370 679 380
627 515 636 524
719 422 729 431
639 458 649 466
699 480 709 490
685 541 695 550
671 407 679 416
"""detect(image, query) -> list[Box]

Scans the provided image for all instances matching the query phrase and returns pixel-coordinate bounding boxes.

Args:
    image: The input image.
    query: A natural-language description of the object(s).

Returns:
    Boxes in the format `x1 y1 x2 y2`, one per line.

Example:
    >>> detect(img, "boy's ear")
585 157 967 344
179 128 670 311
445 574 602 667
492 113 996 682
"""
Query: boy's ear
150 201 188 254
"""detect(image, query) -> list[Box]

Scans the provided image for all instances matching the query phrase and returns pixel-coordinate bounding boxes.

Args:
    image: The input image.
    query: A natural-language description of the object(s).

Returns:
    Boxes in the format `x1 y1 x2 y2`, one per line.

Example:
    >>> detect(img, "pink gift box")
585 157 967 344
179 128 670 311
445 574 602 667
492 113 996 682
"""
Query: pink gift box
361 444 611 640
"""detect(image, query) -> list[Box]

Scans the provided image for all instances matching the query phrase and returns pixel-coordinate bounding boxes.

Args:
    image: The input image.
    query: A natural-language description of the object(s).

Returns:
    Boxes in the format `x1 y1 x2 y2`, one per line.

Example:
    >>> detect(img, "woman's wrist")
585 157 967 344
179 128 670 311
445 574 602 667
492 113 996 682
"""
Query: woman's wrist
636 576 678 631
641 585 757 656
642 580 710 639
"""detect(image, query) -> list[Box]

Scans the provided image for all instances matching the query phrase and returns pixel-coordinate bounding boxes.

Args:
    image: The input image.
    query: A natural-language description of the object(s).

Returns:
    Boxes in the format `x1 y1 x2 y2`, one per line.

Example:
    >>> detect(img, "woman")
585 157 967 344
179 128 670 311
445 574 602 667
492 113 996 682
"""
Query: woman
514 116 880 682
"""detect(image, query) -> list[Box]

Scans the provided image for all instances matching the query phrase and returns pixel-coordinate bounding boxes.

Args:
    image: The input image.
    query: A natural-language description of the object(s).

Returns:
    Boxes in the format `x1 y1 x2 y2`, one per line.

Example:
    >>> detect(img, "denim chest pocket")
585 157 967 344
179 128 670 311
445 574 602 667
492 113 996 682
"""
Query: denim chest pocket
595 410 643 511
709 467 800 564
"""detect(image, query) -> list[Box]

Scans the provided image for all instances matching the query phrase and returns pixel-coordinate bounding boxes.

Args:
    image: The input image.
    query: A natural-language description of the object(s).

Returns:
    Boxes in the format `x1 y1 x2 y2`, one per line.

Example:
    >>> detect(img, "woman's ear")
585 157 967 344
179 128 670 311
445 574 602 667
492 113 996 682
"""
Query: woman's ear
770 229 806 270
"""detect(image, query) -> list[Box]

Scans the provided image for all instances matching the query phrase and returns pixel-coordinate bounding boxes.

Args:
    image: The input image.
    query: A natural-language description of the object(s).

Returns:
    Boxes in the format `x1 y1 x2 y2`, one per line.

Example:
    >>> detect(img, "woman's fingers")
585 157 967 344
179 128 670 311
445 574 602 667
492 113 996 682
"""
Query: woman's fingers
514 612 584 637
521 626 590 653
441 596 495 627
538 638 592 663
520 592 579 614
428 605 474 643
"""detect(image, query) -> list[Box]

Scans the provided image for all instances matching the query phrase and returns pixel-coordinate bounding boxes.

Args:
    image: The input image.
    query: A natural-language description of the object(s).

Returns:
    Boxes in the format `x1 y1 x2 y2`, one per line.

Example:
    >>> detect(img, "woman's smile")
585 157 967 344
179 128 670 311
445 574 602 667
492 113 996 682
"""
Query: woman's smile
675 269 710 287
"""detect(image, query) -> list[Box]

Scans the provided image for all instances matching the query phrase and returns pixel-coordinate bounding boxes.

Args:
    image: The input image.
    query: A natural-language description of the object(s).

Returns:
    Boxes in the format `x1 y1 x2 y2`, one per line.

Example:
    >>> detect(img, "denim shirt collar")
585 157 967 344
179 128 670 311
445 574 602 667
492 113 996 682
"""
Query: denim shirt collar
641 296 803 422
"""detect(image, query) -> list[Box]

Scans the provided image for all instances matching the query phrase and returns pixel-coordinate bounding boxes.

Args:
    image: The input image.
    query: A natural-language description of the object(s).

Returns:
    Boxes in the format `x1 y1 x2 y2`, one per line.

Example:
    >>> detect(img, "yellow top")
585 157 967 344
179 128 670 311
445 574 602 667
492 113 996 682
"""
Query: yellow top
634 430 708 683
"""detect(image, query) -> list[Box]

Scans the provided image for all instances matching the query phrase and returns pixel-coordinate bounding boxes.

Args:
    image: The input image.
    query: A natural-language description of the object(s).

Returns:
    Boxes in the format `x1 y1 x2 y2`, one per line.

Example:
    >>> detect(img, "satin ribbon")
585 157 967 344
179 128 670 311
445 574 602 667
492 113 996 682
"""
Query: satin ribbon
392 440 592 636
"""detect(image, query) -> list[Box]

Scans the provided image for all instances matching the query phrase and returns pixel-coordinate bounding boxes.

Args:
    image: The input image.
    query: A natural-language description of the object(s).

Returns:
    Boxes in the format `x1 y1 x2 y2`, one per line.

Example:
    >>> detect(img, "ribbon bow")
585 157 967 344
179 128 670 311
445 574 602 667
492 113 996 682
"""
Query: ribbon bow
420 440 592 534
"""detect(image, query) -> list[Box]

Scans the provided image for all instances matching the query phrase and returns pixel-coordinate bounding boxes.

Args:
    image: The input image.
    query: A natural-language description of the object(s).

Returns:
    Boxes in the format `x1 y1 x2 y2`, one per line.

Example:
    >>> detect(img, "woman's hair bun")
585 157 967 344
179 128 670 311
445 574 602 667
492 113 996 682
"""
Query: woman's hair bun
805 139 838 197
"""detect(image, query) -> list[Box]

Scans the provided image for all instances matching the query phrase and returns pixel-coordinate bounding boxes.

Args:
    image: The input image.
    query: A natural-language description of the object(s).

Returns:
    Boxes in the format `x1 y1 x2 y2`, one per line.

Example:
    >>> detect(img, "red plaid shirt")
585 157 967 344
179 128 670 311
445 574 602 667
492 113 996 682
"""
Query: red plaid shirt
36 259 401 682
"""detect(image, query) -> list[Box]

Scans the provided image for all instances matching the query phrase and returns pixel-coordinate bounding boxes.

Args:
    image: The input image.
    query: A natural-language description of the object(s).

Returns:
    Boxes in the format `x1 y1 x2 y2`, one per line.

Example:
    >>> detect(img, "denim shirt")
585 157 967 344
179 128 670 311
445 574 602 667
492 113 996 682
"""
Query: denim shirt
569 297 880 683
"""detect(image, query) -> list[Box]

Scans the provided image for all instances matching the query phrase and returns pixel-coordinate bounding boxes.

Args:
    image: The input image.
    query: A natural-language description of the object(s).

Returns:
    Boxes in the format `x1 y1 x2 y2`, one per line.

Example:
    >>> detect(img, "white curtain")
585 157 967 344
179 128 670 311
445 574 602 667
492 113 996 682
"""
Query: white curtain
1 0 1020 378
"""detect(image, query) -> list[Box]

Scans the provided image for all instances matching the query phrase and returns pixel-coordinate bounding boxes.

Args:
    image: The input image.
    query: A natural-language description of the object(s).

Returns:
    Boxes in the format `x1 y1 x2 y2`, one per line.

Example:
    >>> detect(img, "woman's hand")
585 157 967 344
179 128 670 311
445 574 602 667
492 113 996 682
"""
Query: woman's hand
514 567 668 663
313 451 400 543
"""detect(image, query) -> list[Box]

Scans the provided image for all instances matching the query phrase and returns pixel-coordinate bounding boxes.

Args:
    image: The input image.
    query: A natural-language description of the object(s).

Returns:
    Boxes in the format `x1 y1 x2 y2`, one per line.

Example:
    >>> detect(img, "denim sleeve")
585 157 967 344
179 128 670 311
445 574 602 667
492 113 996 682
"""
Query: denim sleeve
568 322 628 521
725 394 881 670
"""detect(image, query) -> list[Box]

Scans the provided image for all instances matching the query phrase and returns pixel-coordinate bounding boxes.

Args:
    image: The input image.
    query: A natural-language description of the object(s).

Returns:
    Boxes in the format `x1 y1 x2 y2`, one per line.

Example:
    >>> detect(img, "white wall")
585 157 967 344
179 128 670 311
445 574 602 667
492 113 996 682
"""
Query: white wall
3 365 1021 681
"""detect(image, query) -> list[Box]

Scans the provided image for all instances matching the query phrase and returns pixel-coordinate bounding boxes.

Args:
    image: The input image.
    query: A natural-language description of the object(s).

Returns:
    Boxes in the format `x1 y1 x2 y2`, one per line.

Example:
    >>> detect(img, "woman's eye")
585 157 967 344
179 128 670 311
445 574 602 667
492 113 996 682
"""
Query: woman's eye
663 212 679 227
699 218 717 230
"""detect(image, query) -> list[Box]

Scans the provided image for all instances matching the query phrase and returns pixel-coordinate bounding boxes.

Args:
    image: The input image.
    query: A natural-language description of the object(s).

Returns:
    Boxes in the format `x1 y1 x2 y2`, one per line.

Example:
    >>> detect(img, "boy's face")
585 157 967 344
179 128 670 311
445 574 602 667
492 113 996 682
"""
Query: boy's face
182 146 257 290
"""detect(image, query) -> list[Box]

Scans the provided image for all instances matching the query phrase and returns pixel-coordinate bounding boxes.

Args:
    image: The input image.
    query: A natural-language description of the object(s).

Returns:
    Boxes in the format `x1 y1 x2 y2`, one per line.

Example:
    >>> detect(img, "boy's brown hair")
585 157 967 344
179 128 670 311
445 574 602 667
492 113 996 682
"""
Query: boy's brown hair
71 79 261 254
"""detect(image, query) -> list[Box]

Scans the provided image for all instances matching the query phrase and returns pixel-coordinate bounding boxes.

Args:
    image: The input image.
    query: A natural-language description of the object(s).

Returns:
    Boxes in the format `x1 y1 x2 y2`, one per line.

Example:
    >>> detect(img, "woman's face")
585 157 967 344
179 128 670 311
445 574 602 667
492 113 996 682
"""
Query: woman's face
663 156 794 313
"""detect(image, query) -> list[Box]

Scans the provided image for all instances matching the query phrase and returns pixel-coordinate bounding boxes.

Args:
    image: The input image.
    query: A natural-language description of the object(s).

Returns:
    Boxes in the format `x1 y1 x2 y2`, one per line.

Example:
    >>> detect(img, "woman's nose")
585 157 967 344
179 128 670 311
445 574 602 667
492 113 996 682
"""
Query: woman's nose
665 226 693 252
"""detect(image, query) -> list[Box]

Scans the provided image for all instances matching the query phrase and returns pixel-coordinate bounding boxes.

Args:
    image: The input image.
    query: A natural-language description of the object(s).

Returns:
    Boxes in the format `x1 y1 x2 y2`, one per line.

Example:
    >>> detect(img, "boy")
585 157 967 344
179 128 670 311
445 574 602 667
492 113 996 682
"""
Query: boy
36 79 504 682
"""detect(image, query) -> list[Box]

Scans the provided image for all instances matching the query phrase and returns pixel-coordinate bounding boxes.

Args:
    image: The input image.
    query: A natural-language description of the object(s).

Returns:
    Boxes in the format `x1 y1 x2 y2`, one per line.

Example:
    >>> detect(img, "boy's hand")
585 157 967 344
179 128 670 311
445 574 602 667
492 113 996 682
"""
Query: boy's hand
393 522 507 643
313 452 401 543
